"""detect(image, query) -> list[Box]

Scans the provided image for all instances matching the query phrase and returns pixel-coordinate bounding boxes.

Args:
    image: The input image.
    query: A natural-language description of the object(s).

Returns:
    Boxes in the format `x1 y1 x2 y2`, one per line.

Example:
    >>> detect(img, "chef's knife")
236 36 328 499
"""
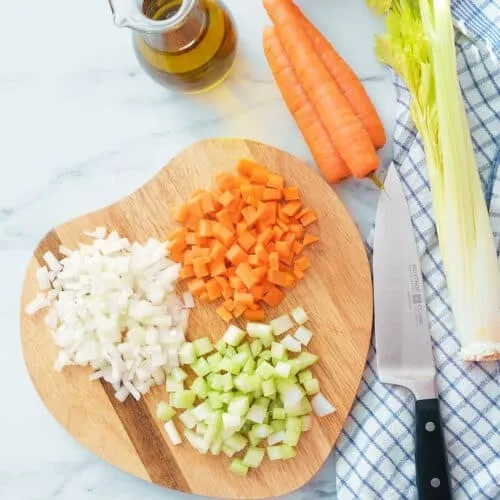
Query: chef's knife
372 165 453 500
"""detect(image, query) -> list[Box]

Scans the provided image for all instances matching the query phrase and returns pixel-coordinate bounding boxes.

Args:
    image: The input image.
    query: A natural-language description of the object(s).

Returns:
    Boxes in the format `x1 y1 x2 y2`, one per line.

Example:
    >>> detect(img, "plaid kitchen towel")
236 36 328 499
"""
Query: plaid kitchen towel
335 2 500 499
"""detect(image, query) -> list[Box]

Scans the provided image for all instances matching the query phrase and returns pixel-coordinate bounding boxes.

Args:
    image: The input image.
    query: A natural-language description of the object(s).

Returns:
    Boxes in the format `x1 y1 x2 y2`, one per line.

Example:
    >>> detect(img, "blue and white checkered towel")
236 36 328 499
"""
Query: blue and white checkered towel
335 2 500 499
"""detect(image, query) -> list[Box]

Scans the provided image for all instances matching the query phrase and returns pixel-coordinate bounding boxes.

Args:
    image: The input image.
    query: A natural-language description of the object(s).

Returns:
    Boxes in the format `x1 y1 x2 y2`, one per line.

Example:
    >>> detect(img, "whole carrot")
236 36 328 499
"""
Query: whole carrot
263 27 350 183
263 0 379 178
291 3 386 149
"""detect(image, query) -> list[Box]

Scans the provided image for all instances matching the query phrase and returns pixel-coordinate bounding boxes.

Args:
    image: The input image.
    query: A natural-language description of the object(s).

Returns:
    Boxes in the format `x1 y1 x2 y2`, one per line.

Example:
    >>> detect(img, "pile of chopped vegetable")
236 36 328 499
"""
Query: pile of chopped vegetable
156 306 335 476
25 228 192 402
168 159 319 323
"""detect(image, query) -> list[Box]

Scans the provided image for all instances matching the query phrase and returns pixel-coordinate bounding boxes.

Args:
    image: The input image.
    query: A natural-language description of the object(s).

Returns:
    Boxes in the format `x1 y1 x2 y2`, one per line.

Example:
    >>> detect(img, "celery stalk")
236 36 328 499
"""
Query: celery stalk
371 0 500 360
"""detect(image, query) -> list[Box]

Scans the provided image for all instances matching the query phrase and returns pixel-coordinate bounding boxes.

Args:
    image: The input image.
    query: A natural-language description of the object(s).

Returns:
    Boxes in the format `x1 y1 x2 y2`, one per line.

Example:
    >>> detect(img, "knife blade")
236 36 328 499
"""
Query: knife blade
373 165 453 500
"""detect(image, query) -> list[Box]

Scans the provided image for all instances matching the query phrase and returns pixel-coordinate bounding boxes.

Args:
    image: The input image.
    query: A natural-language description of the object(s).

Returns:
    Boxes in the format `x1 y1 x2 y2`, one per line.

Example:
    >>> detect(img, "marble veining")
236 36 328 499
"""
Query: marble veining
0 0 396 498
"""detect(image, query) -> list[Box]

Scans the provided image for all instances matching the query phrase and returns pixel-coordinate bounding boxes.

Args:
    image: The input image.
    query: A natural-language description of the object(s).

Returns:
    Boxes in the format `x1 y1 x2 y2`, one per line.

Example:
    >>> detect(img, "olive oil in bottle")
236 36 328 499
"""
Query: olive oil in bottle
133 0 238 93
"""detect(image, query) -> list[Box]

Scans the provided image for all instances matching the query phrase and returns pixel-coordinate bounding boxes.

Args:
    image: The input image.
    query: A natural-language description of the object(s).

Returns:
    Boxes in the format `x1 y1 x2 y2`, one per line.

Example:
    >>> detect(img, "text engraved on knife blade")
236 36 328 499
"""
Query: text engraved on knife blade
408 263 424 326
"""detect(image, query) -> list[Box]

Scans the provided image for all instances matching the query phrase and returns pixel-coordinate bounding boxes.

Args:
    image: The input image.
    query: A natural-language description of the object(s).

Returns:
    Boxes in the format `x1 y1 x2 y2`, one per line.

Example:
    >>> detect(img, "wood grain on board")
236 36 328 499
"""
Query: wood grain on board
20 139 373 499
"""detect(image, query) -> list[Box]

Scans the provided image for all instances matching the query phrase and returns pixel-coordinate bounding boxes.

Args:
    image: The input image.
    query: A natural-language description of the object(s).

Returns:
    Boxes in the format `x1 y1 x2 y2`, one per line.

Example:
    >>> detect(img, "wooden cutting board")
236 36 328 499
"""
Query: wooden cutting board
20 138 373 499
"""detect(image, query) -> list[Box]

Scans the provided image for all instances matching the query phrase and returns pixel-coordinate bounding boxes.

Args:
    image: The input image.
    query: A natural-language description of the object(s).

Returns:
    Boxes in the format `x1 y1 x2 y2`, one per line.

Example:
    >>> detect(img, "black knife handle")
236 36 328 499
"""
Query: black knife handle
415 398 453 500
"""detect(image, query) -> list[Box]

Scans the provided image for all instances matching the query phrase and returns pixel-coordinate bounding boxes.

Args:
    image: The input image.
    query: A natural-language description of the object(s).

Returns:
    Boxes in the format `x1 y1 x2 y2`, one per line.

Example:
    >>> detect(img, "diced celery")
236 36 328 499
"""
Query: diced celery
253 384 263 398
303 378 320 396
225 433 248 452
267 430 285 445
164 420 182 445
260 331 274 348
205 413 222 444
157 401 176 422
230 458 248 476
222 444 236 457
250 339 263 358
215 338 228 355
191 401 213 421
241 420 253 434
242 357 256 374
166 376 184 393
193 337 214 356
219 356 239 375
209 373 223 391
255 360 275 380
259 349 272 361
207 352 222 370
233 351 250 368
237 342 251 356
271 419 285 432
298 369 313 385
225 346 237 358
210 435 223 455
208 391 224 410
179 342 196 365
242 447 265 468
291 306 308 325
280 444 296 459
247 322 273 338
221 373 233 392
293 352 319 372
252 424 272 439
262 379 276 398
190 377 208 399
196 422 208 435
275 361 292 378
255 397 270 409
184 429 209 454
284 417 302 446
179 409 197 429
285 397 312 417
246 404 267 424
272 407 286 420
271 341 286 361
170 390 196 409
280 383 304 408
171 367 188 382
223 325 246 346
270 314 294 335
267 445 283 460
234 374 260 393
228 395 250 416
248 429 263 447
221 392 233 405
192 357 211 377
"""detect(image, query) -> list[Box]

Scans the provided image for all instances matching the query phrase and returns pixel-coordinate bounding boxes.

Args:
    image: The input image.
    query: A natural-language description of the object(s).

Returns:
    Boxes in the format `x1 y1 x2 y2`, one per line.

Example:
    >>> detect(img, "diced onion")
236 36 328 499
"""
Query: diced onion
164 420 182 445
311 393 336 417
281 335 302 353
294 326 312 346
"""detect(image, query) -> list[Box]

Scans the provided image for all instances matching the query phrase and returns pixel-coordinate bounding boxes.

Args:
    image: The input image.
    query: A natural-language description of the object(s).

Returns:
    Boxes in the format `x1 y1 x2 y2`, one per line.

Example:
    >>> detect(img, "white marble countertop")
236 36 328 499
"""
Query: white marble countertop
0 0 395 498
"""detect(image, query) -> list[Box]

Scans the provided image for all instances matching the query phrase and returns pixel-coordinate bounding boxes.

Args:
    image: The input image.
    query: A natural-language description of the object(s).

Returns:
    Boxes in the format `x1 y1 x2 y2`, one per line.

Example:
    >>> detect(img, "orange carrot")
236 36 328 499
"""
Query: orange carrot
263 0 379 178
262 26 350 183
291 2 386 149
216 306 233 323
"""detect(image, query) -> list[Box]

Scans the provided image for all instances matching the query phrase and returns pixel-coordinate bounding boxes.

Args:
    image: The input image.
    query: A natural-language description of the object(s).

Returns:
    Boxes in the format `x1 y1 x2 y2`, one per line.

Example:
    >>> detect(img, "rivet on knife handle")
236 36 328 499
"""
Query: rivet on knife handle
415 398 453 500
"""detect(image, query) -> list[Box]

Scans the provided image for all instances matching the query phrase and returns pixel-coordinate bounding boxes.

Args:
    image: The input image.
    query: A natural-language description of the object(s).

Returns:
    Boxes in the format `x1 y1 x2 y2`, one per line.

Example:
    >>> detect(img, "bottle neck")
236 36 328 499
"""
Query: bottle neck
140 0 208 53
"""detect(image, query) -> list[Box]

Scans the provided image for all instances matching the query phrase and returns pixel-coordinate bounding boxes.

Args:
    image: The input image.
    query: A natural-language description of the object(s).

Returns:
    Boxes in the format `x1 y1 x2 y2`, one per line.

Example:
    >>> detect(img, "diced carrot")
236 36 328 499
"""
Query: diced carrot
244 308 265 321
284 232 296 245
215 210 234 231
173 204 189 223
201 193 218 214
293 267 305 280
216 305 233 323
188 279 206 296
252 184 265 201
250 170 269 185
223 299 236 312
266 242 276 254
185 232 198 245
234 292 254 306
267 173 284 190
242 205 258 226
198 220 214 238
248 254 260 267
238 230 257 252
283 187 300 201
210 261 226 276
273 225 285 240
277 219 289 231
254 266 268 283
169 238 186 254
251 286 265 301
169 227 187 240
278 210 291 224
292 241 303 254
236 262 259 289
240 184 253 203
219 190 234 207
262 286 285 306
284 272 297 289
187 196 204 218
295 255 311 271
237 159 262 178
179 265 195 280
206 279 222 301
302 233 320 247
257 227 274 246
217 173 238 190
233 303 247 318
193 261 210 279
236 222 247 236
280 253 294 266
267 270 288 287
210 241 226 262
226 243 248 265
282 200 302 216
275 241 292 259
214 222 235 246
263 188 282 201
269 251 280 270
170 251 183 263
199 292 210 302
226 266 237 276
255 244 269 264
186 215 199 232
300 209 318 227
